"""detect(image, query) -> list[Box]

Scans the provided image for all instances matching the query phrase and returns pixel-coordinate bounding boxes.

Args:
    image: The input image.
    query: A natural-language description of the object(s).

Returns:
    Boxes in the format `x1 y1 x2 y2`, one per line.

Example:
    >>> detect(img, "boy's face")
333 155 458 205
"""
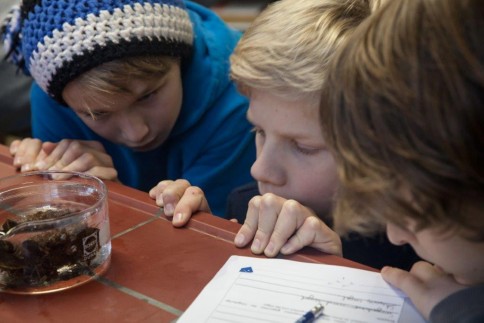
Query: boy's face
387 221 484 285
62 62 183 152
247 89 338 218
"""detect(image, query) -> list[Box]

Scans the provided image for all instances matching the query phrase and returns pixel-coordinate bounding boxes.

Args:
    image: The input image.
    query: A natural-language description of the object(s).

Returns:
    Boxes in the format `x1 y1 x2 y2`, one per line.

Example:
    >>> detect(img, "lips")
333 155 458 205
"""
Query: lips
131 143 156 152
127 132 168 152
127 138 158 152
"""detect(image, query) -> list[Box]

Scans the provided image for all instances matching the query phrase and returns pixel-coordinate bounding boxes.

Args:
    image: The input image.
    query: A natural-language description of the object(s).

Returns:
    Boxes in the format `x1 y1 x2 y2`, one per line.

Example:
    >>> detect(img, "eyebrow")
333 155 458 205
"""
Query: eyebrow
73 93 120 115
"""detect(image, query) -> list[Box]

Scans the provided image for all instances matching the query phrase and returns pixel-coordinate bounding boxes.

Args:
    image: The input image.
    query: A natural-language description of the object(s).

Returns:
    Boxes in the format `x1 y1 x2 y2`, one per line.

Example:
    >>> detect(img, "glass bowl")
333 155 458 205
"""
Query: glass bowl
0 171 111 294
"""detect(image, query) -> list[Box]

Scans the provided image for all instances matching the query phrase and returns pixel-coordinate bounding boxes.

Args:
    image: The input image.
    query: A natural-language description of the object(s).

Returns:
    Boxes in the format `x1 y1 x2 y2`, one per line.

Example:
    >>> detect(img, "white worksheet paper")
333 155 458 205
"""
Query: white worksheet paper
178 256 425 323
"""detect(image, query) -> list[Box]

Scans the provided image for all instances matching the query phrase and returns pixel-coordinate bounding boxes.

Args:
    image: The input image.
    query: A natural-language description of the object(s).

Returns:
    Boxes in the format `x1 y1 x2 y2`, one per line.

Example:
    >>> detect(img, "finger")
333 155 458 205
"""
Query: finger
12 138 43 170
47 143 113 173
83 166 118 181
383 262 466 320
234 195 262 248
281 216 342 256
44 140 109 169
9 139 21 155
77 140 106 151
56 152 118 180
42 140 105 158
250 193 283 254
159 179 191 216
381 264 435 320
41 141 58 155
60 146 113 170
381 264 432 309
381 265 424 292
409 261 446 281
33 141 58 170
37 139 72 170
148 180 175 201
262 199 305 257
31 150 50 171
171 186 211 227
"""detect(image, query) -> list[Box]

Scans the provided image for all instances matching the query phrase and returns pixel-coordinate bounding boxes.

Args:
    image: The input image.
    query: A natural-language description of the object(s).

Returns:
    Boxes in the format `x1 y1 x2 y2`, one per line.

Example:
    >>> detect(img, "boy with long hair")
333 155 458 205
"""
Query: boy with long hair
321 0 484 320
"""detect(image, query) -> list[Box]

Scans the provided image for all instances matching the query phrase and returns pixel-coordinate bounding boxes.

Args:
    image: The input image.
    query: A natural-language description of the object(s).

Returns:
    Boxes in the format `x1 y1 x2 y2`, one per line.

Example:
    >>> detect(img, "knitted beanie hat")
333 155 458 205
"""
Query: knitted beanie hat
1 0 194 102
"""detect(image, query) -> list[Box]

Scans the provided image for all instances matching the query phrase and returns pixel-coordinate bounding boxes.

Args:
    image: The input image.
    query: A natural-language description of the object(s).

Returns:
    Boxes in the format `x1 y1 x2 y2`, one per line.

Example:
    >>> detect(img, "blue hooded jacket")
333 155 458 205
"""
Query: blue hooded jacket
29 1 256 217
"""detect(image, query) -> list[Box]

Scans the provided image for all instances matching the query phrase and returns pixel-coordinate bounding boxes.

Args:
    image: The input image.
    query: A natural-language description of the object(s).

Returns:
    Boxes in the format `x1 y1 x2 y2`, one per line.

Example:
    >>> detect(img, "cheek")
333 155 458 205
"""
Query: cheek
304 173 337 200
302 155 338 194
164 74 183 115
288 164 337 210
149 99 182 133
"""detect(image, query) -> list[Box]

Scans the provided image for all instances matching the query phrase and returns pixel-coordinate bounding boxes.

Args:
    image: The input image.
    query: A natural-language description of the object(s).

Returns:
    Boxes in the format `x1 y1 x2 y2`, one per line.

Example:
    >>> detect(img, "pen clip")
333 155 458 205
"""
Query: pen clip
312 303 324 318
295 303 324 323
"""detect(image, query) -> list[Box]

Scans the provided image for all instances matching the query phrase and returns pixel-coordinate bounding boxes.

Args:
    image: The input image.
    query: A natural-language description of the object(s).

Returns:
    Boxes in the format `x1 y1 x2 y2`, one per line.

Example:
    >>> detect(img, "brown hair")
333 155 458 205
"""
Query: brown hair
62 55 178 112
73 55 177 95
321 0 484 240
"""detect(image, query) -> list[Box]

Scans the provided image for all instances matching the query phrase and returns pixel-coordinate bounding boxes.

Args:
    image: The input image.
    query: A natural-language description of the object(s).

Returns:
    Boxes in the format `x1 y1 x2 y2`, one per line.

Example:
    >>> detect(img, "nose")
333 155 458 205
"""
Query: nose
250 142 285 186
386 222 412 246
118 112 149 144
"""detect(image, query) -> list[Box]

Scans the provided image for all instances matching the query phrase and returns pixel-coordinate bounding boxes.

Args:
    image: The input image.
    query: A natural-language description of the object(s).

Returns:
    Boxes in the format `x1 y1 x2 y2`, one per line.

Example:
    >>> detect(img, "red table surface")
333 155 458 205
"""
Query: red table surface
0 144 374 322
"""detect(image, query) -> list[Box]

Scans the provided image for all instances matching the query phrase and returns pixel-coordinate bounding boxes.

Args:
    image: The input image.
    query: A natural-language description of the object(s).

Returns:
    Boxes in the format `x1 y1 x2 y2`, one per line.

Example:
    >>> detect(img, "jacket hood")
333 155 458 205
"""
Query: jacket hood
171 1 242 136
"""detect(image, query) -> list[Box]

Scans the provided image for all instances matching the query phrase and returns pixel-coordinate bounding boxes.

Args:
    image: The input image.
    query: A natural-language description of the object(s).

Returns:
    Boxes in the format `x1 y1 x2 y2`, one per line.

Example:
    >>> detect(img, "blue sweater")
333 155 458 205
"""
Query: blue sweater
30 1 255 217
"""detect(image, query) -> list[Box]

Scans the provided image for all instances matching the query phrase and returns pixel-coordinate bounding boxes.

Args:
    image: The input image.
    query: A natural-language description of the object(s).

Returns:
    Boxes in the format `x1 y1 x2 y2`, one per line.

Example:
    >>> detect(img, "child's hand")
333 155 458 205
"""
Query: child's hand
381 261 467 320
10 138 117 180
149 179 211 227
10 138 47 171
234 193 342 257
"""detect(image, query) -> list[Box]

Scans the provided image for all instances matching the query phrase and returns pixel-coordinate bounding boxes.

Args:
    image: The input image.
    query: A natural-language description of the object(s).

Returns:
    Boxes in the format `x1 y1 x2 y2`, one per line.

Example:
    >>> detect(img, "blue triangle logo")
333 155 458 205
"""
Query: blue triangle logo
240 267 253 273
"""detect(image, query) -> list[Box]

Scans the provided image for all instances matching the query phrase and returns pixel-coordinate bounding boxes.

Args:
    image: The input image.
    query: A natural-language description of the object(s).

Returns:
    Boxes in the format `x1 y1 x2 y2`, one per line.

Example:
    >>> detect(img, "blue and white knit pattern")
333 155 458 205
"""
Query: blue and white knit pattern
1 5 23 70
3 0 193 102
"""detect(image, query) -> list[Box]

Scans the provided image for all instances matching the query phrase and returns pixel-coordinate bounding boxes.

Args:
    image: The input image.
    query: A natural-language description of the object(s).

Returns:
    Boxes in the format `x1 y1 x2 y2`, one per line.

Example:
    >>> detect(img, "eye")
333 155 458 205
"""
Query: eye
293 141 321 155
79 110 109 121
138 89 158 102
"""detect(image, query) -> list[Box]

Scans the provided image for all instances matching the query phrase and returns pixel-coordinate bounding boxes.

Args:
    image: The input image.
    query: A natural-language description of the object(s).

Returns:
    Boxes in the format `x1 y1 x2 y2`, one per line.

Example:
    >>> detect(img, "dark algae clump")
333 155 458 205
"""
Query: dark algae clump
0 209 100 289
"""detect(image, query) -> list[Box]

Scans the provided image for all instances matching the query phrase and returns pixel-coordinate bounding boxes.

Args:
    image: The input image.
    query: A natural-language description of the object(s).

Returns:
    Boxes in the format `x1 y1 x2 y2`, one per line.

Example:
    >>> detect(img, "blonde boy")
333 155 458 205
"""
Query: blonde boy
150 0 419 269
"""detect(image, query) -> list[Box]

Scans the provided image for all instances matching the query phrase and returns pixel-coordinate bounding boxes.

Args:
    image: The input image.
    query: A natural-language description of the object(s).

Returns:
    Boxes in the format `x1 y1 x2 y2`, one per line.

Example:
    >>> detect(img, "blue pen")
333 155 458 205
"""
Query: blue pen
295 303 324 323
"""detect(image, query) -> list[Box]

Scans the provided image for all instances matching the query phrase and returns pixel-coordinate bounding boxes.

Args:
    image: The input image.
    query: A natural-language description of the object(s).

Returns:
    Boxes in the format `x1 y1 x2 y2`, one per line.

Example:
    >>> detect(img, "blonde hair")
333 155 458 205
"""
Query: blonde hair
230 0 382 100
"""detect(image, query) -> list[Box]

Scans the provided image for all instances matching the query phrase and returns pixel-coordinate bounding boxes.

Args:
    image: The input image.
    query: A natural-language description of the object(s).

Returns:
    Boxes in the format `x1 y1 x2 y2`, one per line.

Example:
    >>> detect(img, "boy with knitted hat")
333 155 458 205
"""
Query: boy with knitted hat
149 0 420 270
1 0 255 217
320 0 484 321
